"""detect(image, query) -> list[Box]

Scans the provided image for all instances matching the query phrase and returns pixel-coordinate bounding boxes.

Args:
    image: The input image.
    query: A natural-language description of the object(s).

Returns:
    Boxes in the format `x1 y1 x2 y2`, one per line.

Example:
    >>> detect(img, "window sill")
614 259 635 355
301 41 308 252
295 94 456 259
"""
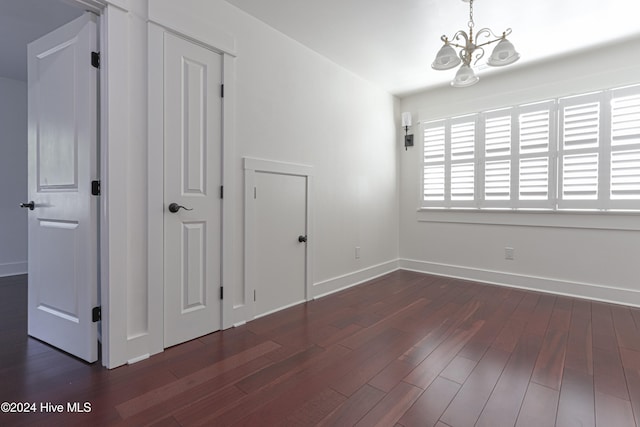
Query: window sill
416 207 640 231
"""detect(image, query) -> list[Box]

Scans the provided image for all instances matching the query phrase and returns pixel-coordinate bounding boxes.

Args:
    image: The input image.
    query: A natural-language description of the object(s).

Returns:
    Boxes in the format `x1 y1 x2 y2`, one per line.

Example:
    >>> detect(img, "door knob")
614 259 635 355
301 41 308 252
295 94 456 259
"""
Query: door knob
168 203 193 213
298 235 307 243
20 201 35 211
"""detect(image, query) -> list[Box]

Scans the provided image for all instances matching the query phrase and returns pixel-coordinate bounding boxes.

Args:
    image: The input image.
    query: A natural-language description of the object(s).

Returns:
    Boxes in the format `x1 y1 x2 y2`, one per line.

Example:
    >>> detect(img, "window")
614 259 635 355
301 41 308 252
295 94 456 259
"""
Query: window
558 93 601 208
517 102 555 207
423 115 477 207
483 110 511 204
610 86 640 207
421 84 640 211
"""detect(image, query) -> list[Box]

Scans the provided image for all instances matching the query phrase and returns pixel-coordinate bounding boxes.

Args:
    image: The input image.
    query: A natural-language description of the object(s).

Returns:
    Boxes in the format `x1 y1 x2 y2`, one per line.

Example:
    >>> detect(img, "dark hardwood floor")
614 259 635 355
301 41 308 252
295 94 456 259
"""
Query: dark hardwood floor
2 270 640 426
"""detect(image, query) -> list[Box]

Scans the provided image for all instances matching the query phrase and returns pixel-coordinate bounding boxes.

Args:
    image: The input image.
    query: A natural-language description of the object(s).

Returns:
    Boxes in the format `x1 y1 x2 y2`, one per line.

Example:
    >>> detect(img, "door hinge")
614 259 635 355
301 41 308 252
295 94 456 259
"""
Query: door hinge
92 306 101 322
91 180 101 196
220 286 224 300
220 185 224 199
91 51 100 69
220 84 224 98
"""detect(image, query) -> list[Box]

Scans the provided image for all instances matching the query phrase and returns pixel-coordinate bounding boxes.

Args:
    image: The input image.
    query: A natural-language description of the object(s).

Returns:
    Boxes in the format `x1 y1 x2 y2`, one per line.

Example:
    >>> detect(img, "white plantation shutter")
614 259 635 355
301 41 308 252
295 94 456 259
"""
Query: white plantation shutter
483 110 513 205
423 121 446 203
450 118 476 204
558 93 602 208
517 101 555 207
422 116 477 207
609 86 640 208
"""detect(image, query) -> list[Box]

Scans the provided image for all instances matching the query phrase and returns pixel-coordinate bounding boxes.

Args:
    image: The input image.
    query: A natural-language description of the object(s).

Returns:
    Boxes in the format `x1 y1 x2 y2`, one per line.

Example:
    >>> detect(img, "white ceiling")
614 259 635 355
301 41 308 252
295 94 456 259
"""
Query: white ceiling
0 0 83 81
1 1 639 94
225 0 640 96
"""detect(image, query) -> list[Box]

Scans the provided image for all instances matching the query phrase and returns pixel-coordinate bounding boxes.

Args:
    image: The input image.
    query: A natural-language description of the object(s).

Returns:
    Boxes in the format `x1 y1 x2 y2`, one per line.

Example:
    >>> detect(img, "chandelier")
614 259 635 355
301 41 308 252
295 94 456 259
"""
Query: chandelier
432 0 520 87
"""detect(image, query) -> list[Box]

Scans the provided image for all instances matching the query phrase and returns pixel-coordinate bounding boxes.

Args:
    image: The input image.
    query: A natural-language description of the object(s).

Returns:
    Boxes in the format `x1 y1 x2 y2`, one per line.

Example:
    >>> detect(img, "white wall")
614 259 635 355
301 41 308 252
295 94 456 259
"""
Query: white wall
0 77 27 277
104 0 399 367
399 35 640 306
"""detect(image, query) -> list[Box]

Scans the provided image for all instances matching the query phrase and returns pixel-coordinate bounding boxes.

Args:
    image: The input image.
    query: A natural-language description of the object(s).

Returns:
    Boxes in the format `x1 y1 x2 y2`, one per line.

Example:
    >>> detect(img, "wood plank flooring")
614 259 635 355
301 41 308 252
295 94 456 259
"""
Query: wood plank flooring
2 270 640 426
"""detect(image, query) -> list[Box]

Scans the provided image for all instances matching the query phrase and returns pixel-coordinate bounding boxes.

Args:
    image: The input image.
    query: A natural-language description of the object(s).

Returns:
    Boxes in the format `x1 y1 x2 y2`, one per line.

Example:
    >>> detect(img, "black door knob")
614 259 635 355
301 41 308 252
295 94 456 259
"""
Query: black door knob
168 203 193 213
20 201 35 211
298 235 307 243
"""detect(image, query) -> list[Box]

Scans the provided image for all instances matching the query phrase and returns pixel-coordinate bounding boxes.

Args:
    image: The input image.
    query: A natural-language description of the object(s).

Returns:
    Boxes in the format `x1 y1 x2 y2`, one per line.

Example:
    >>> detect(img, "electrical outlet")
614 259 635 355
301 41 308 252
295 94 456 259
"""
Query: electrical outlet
505 247 515 260
355 246 361 259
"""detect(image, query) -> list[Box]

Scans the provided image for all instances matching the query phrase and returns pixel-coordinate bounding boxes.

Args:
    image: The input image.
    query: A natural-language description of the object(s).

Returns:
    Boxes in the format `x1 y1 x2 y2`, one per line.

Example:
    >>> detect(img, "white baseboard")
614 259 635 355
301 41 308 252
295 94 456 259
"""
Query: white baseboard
254 299 307 320
0 262 27 278
127 353 150 365
400 258 640 308
312 259 400 300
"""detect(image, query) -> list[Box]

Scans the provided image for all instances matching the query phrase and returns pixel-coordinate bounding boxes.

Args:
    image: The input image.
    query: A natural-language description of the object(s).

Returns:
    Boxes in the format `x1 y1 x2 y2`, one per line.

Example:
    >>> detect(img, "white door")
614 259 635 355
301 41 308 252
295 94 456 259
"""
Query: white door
254 172 307 317
163 33 223 348
26 13 99 363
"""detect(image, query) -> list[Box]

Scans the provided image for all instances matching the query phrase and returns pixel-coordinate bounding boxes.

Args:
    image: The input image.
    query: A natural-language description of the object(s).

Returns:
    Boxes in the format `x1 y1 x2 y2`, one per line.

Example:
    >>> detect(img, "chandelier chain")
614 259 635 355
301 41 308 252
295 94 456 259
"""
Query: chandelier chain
468 0 475 29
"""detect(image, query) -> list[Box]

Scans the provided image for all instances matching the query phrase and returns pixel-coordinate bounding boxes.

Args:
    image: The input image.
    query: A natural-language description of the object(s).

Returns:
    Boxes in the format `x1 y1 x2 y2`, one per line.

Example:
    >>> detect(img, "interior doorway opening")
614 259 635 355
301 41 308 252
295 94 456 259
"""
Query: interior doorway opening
0 0 95 363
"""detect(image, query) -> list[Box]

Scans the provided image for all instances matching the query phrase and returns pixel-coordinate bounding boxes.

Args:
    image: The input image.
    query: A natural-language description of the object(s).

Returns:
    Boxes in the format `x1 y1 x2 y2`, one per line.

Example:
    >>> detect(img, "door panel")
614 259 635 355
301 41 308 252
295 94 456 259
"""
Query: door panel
164 32 222 348
254 172 307 317
27 13 98 363
182 222 206 312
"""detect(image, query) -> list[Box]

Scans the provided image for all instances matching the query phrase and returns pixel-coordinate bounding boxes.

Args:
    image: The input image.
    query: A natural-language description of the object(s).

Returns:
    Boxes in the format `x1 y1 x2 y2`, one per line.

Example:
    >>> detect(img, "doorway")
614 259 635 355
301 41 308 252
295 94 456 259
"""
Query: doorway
0 1 98 363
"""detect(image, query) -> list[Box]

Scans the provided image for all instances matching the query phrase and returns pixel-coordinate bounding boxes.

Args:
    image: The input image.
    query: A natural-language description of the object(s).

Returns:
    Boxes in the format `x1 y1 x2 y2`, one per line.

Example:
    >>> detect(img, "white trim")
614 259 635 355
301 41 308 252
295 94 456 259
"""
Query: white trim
416 208 640 231
221 54 237 330
103 0 157 368
63 0 106 13
96 0 127 370
98 1 113 369
312 259 400 300
243 157 313 323
146 22 165 359
0 262 27 278
244 157 315 177
127 353 149 365
146 18 236 57
400 259 640 308
253 299 307 320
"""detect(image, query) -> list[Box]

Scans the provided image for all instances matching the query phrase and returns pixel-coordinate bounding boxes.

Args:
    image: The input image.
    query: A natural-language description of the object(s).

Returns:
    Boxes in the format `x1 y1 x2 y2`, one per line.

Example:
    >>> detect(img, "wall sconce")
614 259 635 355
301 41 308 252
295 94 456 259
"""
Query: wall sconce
402 112 413 150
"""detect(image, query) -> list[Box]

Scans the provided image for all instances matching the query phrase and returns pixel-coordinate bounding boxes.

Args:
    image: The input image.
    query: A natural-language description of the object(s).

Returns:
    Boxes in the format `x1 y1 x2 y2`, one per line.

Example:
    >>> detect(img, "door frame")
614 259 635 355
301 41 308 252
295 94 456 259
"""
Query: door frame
147 22 237 354
243 158 314 320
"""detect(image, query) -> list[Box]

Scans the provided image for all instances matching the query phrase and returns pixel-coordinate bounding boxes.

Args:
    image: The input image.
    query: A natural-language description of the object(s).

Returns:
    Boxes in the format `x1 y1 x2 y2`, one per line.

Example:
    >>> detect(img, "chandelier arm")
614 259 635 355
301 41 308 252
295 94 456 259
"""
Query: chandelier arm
471 46 485 66
437 30 469 50
474 28 502 46
474 27 514 48
448 41 467 50
451 30 470 45
439 32 467 50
